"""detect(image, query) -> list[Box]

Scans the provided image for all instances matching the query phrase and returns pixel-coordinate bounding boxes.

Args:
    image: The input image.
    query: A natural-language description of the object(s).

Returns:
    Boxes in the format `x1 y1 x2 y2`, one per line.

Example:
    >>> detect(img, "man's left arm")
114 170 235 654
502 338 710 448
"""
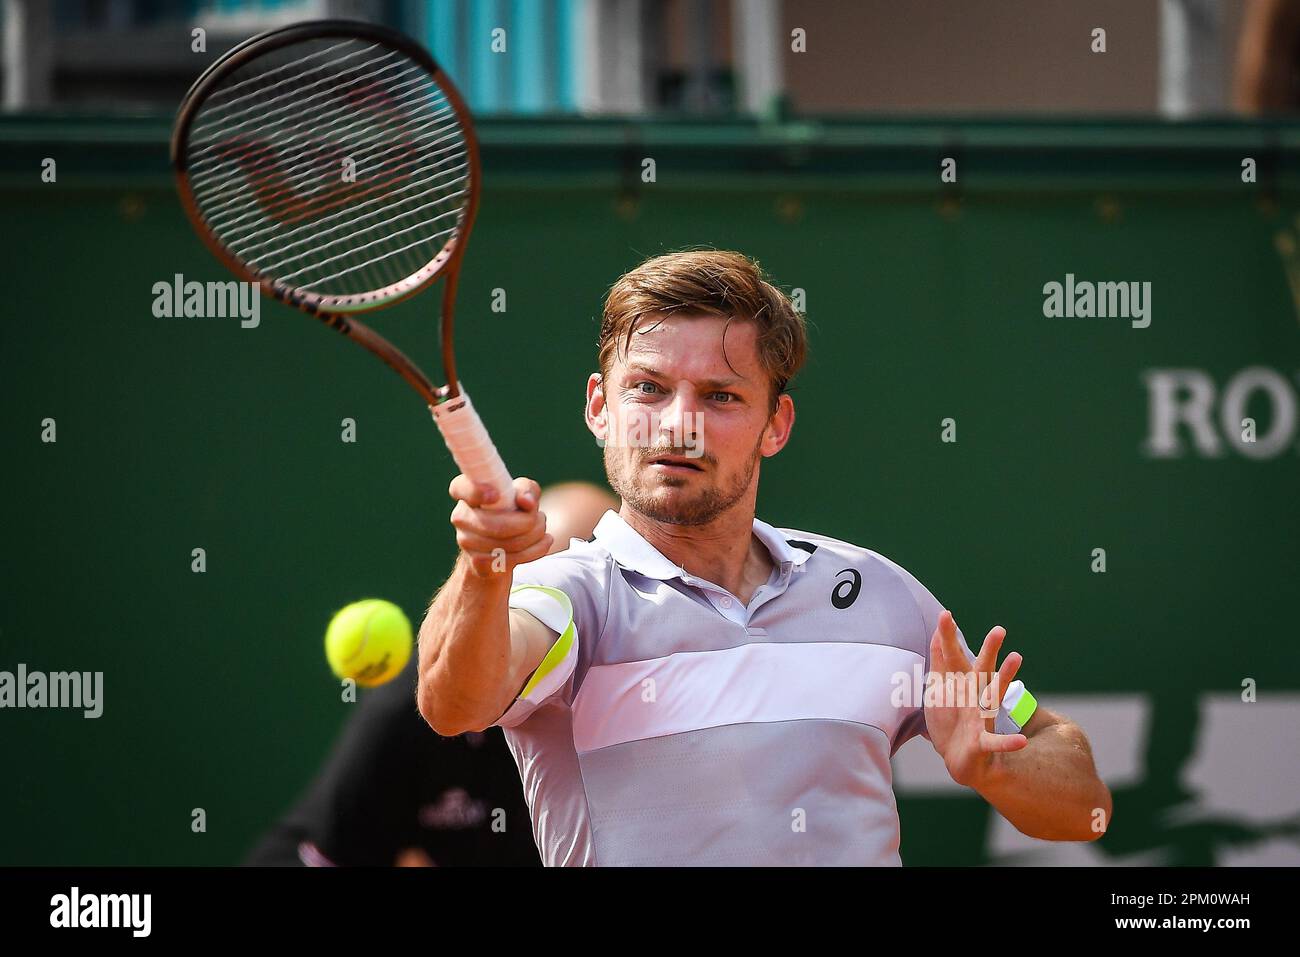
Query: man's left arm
924 610 1112 844
971 705 1113 843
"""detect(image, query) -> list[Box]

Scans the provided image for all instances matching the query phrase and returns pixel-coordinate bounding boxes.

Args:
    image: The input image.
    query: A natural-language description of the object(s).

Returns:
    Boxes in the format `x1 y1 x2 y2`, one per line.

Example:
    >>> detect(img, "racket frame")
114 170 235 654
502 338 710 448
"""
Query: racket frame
169 18 481 406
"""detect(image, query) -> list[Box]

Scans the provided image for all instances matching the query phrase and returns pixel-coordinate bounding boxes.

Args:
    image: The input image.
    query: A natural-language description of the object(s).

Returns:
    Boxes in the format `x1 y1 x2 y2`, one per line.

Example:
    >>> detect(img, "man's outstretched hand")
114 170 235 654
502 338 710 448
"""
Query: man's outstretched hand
924 610 1028 789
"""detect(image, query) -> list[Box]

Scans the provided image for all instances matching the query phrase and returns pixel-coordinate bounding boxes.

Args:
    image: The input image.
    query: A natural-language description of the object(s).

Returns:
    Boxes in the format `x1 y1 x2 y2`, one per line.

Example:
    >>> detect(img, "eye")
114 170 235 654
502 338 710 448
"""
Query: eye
710 392 738 403
635 381 661 395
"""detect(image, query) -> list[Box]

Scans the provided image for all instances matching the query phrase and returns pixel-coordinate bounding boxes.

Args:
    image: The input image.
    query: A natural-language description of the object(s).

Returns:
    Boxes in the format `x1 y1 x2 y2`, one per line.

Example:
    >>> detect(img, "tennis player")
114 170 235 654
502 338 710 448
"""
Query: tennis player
418 250 1112 866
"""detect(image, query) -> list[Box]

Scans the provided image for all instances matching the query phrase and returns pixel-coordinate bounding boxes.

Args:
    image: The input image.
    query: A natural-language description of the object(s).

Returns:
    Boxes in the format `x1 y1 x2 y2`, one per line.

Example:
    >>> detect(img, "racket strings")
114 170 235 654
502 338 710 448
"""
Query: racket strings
186 55 424 173
229 157 467 264
196 109 463 239
195 38 360 111
189 64 450 223
250 181 468 278
187 44 392 152
184 36 471 301
193 104 458 213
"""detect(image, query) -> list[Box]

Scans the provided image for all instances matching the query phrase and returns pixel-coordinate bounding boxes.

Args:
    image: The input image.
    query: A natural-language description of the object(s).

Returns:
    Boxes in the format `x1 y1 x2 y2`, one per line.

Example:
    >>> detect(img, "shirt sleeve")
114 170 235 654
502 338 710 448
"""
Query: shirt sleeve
492 548 609 730
883 557 1037 740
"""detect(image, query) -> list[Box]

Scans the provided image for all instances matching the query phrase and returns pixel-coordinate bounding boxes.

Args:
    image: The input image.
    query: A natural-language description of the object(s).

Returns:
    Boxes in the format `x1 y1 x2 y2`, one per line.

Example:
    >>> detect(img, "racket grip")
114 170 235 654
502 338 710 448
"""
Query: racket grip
431 388 516 510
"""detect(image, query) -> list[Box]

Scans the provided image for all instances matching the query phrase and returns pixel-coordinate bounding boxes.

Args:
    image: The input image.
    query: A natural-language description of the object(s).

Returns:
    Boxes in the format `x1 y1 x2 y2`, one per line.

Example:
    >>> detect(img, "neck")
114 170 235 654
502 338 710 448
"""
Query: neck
619 500 773 603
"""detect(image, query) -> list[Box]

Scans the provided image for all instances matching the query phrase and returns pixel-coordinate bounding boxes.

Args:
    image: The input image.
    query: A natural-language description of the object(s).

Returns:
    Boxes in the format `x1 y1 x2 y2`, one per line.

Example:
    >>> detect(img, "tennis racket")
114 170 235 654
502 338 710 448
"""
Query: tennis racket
170 19 514 506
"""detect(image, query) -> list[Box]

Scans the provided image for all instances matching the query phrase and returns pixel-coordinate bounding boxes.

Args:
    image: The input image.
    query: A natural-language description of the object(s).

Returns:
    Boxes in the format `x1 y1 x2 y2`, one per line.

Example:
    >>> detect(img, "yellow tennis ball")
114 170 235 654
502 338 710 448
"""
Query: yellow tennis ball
324 599 412 687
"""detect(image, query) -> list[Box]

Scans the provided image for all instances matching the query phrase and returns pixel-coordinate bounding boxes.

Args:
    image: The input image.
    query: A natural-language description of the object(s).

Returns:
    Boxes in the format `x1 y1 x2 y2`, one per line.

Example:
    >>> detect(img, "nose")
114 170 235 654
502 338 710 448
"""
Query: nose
658 382 702 450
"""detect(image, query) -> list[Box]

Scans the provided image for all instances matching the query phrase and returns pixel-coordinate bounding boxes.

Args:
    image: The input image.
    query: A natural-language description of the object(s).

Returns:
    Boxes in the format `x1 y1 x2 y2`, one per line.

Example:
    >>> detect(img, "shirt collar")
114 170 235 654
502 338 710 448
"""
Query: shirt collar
592 510 814 583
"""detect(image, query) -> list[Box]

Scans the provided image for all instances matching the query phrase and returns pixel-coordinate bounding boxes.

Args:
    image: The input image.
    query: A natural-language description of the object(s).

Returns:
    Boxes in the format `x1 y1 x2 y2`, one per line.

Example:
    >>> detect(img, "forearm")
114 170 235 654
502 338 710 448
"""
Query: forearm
973 721 1112 842
417 554 515 735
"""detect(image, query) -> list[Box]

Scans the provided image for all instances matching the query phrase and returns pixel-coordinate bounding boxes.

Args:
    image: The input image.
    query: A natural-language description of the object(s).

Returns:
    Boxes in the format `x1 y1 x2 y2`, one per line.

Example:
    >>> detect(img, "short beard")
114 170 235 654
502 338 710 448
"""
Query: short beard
605 437 762 527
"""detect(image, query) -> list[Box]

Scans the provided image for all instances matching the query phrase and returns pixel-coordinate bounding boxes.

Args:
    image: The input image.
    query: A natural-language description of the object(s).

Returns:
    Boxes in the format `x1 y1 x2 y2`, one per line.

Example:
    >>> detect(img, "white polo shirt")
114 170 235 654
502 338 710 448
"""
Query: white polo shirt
495 510 1036 866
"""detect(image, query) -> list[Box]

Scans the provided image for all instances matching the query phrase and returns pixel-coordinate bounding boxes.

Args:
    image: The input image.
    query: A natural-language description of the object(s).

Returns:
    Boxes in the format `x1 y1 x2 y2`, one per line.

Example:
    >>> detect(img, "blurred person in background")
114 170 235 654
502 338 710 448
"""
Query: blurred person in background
245 481 618 867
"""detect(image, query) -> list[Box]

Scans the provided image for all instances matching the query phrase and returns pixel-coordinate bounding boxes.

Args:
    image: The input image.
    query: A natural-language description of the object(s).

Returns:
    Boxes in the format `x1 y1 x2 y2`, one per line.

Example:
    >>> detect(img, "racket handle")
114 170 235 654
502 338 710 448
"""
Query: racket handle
431 387 516 510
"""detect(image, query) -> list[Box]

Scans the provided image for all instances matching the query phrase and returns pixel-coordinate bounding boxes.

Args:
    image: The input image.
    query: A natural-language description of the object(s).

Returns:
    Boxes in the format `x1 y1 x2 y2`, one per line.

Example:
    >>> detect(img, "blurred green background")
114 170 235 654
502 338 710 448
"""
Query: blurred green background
1 117 1298 864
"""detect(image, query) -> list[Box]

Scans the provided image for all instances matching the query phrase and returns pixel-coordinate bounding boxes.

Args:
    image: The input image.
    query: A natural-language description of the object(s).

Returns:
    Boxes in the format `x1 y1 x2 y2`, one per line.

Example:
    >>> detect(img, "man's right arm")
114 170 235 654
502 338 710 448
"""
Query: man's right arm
417 475 556 737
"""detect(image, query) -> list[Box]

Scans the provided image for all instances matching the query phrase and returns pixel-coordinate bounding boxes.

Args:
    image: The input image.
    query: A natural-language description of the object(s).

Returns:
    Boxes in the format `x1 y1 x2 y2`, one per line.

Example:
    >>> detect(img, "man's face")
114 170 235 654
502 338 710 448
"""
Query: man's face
587 313 792 526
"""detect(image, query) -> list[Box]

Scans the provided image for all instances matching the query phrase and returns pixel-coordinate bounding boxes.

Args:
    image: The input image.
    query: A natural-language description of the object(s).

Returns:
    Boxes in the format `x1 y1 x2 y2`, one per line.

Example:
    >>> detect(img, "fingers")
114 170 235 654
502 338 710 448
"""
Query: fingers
455 523 554 556
447 475 541 511
975 625 1006 672
509 476 542 512
447 473 551 577
462 532 553 577
928 611 949 672
448 473 493 508
936 616 1023 687
451 498 545 541
977 629 1022 718
934 610 969 674
980 731 1028 753
976 637 1021 724
995 650 1023 695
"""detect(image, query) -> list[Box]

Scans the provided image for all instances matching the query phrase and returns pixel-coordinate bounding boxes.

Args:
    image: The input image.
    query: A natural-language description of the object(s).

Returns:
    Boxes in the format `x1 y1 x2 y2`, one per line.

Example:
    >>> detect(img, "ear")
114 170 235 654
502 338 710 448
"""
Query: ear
585 372 607 443
761 393 795 457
